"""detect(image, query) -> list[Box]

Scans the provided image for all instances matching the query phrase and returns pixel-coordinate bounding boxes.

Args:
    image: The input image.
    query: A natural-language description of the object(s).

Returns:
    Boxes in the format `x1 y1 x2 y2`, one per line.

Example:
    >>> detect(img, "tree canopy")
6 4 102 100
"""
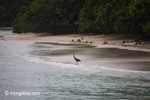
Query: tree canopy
0 0 150 36
0 0 32 27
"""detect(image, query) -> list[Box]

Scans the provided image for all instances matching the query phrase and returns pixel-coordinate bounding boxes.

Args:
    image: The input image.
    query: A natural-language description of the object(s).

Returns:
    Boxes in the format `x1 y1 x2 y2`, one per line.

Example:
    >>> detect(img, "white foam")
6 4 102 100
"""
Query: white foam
19 54 150 75
21 55 94 72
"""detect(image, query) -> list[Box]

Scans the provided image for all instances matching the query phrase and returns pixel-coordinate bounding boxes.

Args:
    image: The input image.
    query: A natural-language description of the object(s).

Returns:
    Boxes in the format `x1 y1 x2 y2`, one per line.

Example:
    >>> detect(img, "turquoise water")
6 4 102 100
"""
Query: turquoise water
0 30 150 100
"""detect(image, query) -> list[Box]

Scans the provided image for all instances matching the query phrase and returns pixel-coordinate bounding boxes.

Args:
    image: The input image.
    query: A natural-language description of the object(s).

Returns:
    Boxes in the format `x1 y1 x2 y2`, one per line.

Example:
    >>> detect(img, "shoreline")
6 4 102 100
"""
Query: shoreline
3 33 150 71
5 33 150 52
0 27 13 30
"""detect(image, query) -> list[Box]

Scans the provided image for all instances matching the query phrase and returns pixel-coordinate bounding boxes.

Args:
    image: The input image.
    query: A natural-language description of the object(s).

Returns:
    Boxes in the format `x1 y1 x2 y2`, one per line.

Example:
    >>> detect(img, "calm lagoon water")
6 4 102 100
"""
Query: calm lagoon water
0 30 150 100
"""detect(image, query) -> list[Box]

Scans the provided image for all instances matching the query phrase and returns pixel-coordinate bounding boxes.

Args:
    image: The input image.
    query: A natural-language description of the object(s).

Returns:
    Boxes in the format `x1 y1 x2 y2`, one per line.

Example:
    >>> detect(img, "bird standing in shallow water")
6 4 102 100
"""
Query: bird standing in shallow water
73 53 81 65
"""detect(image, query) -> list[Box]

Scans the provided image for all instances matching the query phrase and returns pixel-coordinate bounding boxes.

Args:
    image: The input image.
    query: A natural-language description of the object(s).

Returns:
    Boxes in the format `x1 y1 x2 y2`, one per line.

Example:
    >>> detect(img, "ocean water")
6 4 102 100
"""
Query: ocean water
0 30 150 100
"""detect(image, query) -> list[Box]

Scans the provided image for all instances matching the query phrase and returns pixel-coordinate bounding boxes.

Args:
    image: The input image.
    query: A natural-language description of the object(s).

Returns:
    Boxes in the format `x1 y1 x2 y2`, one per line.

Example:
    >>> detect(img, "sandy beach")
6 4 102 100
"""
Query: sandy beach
3 32 150 71
5 33 150 52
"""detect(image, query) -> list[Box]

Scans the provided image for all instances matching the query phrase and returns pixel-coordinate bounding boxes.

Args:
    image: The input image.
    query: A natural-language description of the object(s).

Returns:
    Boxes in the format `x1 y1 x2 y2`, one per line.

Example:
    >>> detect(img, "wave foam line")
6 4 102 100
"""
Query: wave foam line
19 55 150 74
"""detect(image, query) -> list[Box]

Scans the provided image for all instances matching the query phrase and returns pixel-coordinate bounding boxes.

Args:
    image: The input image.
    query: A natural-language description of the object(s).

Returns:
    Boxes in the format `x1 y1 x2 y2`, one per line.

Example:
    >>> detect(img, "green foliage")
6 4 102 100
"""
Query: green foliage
11 0 150 36
142 22 150 35
0 0 32 27
129 0 150 35
76 0 98 33
76 0 132 34
13 0 84 34
13 6 28 33
95 0 114 34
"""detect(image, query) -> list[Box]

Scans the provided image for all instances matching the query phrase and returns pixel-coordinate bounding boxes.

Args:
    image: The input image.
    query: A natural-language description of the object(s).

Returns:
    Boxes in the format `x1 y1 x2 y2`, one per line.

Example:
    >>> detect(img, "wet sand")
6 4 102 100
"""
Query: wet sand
30 42 150 71
4 33 150 71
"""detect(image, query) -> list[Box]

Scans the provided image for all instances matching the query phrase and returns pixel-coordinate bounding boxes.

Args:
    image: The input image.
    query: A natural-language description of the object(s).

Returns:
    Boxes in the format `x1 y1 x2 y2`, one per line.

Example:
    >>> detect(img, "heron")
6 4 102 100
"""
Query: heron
73 53 81 64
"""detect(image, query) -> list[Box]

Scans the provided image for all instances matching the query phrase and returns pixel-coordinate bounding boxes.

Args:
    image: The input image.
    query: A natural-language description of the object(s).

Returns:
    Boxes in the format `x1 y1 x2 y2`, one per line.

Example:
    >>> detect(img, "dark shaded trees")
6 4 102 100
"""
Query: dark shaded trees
0 0 32 27
129 0 150 36
13 0 84 34
76 0 99 33
76 0 134 34
11 0 150 36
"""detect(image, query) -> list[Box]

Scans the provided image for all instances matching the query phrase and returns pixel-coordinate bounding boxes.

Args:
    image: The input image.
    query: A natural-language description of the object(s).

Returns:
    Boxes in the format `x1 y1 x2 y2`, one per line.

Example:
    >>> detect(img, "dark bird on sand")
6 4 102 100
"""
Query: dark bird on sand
77 39 81 43
142 42 145 45
122 40 126 44
71 39 74 42
85 41 88 43
73 53 81 64
135 40 142 45
89 41 93 43
103 41 108 44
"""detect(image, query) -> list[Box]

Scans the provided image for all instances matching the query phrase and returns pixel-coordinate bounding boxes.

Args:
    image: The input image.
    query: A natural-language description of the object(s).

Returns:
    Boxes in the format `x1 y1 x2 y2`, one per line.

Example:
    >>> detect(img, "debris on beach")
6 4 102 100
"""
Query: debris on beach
122 40 126 44
77 39 81 43
85 41 88 43
89 41 93 43
71 39 74 42
103 41 108 44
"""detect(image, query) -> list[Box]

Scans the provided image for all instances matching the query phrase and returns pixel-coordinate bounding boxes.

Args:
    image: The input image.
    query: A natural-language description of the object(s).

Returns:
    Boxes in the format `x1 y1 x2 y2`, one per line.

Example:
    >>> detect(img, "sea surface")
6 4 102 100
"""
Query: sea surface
0 29 150 100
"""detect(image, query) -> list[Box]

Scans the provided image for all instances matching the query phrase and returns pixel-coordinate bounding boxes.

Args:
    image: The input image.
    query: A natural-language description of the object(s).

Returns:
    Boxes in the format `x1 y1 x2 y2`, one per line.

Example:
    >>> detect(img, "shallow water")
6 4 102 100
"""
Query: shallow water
0 30 150 100
32 42 150 71
0 29 12 36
